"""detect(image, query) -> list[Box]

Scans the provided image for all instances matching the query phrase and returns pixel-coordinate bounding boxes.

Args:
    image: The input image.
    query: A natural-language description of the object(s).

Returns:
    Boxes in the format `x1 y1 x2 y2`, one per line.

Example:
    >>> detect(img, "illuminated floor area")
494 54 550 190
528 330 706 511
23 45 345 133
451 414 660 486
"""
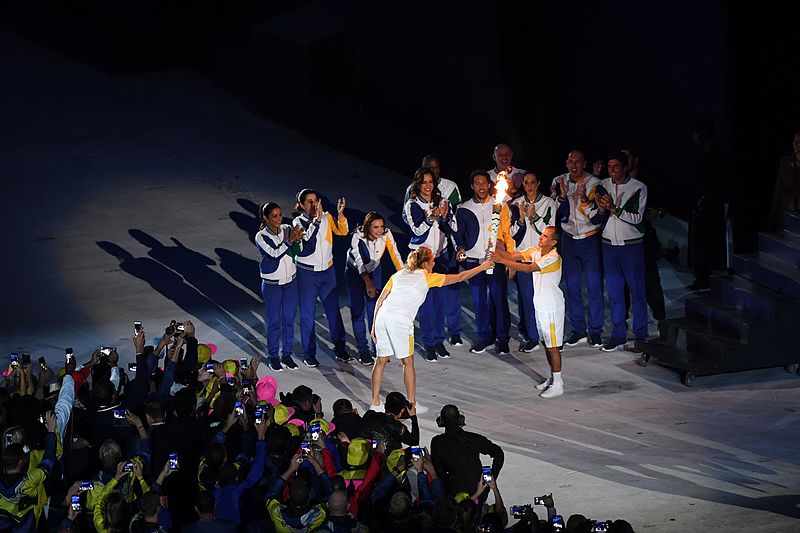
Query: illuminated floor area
1 27 799 532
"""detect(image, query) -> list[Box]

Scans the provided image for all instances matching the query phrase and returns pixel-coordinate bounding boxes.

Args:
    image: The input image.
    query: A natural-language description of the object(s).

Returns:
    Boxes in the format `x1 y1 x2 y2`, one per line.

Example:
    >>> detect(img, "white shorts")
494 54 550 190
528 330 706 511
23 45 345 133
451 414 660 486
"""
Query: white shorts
535 307 564 349
374 317 414 359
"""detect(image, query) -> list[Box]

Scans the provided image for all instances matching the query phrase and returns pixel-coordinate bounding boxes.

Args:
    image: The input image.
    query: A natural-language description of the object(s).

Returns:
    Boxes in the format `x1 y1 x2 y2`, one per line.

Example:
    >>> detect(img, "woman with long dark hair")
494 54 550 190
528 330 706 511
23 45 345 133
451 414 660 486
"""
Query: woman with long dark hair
402 167 456 363
255 202 303 371
345 211 403 366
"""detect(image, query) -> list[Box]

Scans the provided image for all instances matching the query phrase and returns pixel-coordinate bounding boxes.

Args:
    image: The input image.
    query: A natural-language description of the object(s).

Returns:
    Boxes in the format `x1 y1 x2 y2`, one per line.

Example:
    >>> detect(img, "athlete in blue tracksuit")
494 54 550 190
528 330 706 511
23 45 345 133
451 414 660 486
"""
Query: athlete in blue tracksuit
591 152 649 352
293 188 353 367
551 150 605 348
455 170 514 355
403 155 465 346
403 167 457 362
508 172 559 352
345 211 403 367
255 202 303 371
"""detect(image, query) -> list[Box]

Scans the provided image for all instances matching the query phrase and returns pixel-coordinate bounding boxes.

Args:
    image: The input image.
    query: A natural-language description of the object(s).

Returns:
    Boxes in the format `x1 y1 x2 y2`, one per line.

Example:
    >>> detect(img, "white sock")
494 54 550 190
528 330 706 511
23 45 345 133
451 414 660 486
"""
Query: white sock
552 371 563 385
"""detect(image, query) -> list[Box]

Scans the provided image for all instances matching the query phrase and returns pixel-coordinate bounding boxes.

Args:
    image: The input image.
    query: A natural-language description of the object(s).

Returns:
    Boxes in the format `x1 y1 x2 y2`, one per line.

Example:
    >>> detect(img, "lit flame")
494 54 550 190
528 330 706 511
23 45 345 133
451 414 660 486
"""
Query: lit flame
495 170 509 204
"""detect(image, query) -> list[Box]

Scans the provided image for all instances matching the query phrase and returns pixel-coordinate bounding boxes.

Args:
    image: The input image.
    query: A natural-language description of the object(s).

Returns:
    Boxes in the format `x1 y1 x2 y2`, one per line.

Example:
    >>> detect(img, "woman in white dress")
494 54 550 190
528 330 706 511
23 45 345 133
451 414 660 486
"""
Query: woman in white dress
369 246 492 413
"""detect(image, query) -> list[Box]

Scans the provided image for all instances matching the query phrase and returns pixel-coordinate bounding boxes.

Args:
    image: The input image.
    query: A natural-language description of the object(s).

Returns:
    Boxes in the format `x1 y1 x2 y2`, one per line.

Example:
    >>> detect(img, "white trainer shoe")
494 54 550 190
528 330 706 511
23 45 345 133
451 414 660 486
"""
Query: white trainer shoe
539 382 564 398
535 378 551 390
370 402 384 413
414 403 429 414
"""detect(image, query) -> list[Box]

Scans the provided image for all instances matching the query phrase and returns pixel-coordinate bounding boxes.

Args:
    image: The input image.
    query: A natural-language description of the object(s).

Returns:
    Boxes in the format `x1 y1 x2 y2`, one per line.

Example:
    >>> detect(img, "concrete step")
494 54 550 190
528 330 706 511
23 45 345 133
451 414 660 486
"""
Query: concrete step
758 231 800 266
732 252 800 300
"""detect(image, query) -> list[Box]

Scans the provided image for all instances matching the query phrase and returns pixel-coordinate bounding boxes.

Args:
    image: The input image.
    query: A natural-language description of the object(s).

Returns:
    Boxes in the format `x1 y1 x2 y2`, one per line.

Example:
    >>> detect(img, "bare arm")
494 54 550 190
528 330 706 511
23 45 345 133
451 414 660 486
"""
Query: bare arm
492 248 525 262
442 259 493 286
371 282 393 341
493 254 541 273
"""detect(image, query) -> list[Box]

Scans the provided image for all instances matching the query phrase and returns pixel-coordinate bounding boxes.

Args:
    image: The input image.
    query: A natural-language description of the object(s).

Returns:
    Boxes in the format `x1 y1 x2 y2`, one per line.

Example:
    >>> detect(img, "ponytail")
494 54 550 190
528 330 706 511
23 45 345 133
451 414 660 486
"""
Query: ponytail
405 246 432 271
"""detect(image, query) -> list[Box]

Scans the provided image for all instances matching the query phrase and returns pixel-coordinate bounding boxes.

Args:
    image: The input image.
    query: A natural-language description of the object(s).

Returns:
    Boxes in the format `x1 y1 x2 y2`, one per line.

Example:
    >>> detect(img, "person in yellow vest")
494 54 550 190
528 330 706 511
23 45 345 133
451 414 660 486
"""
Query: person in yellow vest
0 411 56 532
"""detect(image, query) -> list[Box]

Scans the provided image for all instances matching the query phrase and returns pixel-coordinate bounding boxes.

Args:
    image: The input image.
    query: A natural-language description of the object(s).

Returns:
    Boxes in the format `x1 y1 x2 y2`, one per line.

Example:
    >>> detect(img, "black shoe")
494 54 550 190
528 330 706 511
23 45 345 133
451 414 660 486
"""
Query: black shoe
601 338 627 352
268 358 283 372
627 339 647 353
588 334 603 347
281 355 298 370
358 351 374 366
469 341 488 354
334 347 354 363
303 357 320 368
519 340 539 352
425 346 438 362
565 332 588 346
688 281 710 292
496 341 510 355
448 334 463 347
435 343 451 358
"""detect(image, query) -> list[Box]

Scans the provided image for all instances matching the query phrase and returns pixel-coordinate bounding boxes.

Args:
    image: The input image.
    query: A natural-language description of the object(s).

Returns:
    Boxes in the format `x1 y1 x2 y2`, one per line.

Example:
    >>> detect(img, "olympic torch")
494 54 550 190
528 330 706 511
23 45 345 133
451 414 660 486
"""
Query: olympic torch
487 171 510 274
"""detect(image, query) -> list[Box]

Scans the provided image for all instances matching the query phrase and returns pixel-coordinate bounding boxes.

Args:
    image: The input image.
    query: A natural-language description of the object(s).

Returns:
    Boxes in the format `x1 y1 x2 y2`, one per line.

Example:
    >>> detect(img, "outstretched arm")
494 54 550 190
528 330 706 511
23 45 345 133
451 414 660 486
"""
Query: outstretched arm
492 252 541 273
442 259 493 286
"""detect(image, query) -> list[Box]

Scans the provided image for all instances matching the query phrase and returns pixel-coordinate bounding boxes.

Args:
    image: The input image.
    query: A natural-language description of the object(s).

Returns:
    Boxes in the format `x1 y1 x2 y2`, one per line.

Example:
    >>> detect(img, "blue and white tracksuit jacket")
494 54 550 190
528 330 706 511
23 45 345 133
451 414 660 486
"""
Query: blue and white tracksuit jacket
551 173 605 336
292 211 349 357
592 176 649 341
402 179 464 337
455 197 512 343
255 225 299 358
403 196 457 348
345 229 404 353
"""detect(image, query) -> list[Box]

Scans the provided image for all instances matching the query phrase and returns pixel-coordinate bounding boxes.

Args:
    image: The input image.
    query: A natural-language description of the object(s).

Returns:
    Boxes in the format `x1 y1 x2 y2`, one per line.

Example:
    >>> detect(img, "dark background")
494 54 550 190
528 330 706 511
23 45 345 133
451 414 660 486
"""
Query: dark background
3 0 798 247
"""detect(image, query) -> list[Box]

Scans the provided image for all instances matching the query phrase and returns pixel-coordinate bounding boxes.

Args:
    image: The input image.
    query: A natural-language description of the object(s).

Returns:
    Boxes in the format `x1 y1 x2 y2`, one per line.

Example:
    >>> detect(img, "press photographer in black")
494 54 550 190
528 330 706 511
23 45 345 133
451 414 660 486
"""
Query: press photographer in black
430 404 504 500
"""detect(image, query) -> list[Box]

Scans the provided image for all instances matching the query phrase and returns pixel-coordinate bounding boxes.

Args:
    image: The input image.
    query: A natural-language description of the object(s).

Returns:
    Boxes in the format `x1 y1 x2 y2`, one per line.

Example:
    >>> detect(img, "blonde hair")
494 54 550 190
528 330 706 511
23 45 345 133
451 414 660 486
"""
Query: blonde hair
405 246 433 271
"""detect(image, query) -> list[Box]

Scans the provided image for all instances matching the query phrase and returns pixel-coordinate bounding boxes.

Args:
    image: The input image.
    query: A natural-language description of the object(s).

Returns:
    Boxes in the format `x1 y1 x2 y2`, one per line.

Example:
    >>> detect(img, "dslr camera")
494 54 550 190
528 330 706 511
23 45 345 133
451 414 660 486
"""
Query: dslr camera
165 320 185 337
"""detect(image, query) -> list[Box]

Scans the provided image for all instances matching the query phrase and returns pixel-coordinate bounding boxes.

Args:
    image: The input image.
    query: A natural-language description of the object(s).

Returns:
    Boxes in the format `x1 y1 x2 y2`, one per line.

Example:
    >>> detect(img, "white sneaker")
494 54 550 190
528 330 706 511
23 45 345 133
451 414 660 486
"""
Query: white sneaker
414 403 429 414
370 402 384 412
535 378 551 390
539 382 564 398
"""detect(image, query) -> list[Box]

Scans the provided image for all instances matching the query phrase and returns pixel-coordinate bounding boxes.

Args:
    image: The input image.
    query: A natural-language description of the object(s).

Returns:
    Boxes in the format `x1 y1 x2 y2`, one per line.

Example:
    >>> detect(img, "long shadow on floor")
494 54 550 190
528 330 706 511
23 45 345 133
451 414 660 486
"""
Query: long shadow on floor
97 241 264 352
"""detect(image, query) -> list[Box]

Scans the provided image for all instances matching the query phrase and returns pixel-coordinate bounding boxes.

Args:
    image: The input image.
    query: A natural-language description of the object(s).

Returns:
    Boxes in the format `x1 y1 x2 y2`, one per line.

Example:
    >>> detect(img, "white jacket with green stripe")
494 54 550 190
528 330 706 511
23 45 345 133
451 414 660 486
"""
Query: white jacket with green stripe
592 176 648 246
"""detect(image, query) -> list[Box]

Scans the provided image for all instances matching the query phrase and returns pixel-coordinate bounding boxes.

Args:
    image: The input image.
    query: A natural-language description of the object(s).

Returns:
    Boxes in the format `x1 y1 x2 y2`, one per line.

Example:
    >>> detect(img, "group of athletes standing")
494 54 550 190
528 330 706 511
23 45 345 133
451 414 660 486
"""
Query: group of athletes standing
255 144 649 410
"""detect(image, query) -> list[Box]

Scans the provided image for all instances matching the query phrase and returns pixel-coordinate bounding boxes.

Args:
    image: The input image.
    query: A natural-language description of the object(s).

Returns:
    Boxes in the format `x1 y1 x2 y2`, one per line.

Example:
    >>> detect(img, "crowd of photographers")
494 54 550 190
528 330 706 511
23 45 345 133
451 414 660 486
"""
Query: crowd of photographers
1 321 635 532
